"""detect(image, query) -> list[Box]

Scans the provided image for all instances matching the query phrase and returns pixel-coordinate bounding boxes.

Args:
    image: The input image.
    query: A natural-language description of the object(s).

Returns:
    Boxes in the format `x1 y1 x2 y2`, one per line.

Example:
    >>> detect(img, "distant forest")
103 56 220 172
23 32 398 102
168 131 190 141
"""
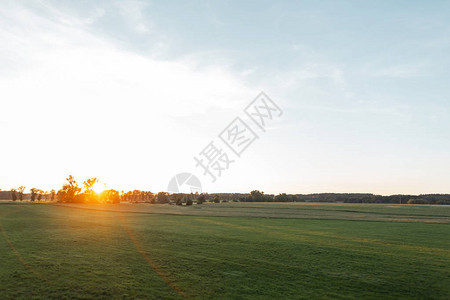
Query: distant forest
1 189 449 205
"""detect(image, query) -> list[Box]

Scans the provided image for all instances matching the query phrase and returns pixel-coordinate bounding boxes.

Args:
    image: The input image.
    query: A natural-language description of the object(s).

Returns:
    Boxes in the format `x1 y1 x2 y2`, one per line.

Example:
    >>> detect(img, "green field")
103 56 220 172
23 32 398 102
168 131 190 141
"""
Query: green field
1 202 449 299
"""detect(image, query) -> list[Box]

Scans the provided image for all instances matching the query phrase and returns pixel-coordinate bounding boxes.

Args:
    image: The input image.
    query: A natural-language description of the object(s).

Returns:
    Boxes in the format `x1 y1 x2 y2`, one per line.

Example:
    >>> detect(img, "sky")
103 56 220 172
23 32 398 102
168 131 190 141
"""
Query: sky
1 0 449 195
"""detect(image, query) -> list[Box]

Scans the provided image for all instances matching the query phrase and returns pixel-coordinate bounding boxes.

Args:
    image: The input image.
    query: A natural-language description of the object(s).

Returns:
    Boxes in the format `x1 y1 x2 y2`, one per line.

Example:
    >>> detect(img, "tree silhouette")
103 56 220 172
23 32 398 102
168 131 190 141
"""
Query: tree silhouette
57 175 81 203
83 178 98 192
11 189 17 201
30 188 38 201
197 194 206 204
17 186 26 201
157 192 169 204
50 190 56 201
37 190 43 201
82 178 99 203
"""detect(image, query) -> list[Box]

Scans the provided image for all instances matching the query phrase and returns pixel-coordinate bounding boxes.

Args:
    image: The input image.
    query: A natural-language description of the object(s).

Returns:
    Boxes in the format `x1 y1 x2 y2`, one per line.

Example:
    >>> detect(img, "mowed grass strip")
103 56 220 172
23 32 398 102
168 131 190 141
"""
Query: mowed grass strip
52 202 450 223
0 204 449 299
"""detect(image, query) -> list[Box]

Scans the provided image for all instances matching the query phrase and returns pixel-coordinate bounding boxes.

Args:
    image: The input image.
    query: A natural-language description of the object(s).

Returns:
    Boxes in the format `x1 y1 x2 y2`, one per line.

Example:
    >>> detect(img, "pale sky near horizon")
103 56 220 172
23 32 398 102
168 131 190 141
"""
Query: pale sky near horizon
1 0 449 195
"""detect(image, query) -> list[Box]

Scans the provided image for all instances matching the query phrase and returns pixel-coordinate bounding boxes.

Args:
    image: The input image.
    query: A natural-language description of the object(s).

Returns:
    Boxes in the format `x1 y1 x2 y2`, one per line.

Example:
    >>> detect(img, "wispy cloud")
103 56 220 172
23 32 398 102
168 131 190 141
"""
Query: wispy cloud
370 64 428 78
0 2 257 191
1 1 449 195
114 0 151 33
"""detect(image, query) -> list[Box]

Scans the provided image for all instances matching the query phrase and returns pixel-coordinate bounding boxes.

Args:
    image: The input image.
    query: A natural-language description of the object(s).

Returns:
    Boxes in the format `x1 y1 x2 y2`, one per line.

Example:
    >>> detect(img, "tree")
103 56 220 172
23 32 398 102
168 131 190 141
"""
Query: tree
247 190 271 202
157 192 169 204
11 189 17 201
17 186 26 201
50 189 56 201
57 175 81 203
186 198 193 206
100 189 120 204
248 190 262 202
109 190 120 204
83 178 98 192
197 194 206 204
37 190 43 201
131 190 141 202
30 188 38 201
147 192 155 203
408 198 426 204
274 193 297 202
82 178 99 203
212 195 220 203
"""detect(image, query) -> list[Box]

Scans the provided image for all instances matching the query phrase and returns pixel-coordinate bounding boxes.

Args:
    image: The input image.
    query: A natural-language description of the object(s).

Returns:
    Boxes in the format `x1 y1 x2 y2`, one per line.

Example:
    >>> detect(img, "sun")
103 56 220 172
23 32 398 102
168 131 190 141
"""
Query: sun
92 183 106 194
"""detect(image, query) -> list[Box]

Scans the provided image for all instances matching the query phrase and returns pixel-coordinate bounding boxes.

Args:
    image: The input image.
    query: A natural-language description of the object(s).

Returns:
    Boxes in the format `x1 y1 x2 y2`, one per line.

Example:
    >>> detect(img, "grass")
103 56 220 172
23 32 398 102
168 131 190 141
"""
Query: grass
53 201 450 222
0 202 449 299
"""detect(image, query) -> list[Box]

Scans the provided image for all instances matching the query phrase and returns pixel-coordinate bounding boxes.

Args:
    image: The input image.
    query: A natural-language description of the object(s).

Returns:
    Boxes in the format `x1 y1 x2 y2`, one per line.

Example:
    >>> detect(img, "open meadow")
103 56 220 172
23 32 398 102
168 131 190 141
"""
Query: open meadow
1 202 449 299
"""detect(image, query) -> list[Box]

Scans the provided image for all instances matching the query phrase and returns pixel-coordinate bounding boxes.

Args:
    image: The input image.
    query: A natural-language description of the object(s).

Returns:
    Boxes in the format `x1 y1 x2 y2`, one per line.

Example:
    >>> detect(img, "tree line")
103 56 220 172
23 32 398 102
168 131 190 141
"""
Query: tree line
1 178 450 205
239 191 450 205
0 187 57 201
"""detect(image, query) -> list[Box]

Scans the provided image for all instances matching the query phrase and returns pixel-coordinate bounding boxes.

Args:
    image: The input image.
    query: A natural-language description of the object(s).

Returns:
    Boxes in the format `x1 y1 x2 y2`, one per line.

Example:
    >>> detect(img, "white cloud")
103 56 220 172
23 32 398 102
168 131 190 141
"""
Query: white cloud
1 2 449 195
0 3 257 192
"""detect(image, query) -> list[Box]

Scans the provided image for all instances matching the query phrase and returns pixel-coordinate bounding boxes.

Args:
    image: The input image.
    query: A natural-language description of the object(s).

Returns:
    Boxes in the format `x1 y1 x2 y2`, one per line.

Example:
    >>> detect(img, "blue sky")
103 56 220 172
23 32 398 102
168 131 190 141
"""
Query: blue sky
0 1 449 194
